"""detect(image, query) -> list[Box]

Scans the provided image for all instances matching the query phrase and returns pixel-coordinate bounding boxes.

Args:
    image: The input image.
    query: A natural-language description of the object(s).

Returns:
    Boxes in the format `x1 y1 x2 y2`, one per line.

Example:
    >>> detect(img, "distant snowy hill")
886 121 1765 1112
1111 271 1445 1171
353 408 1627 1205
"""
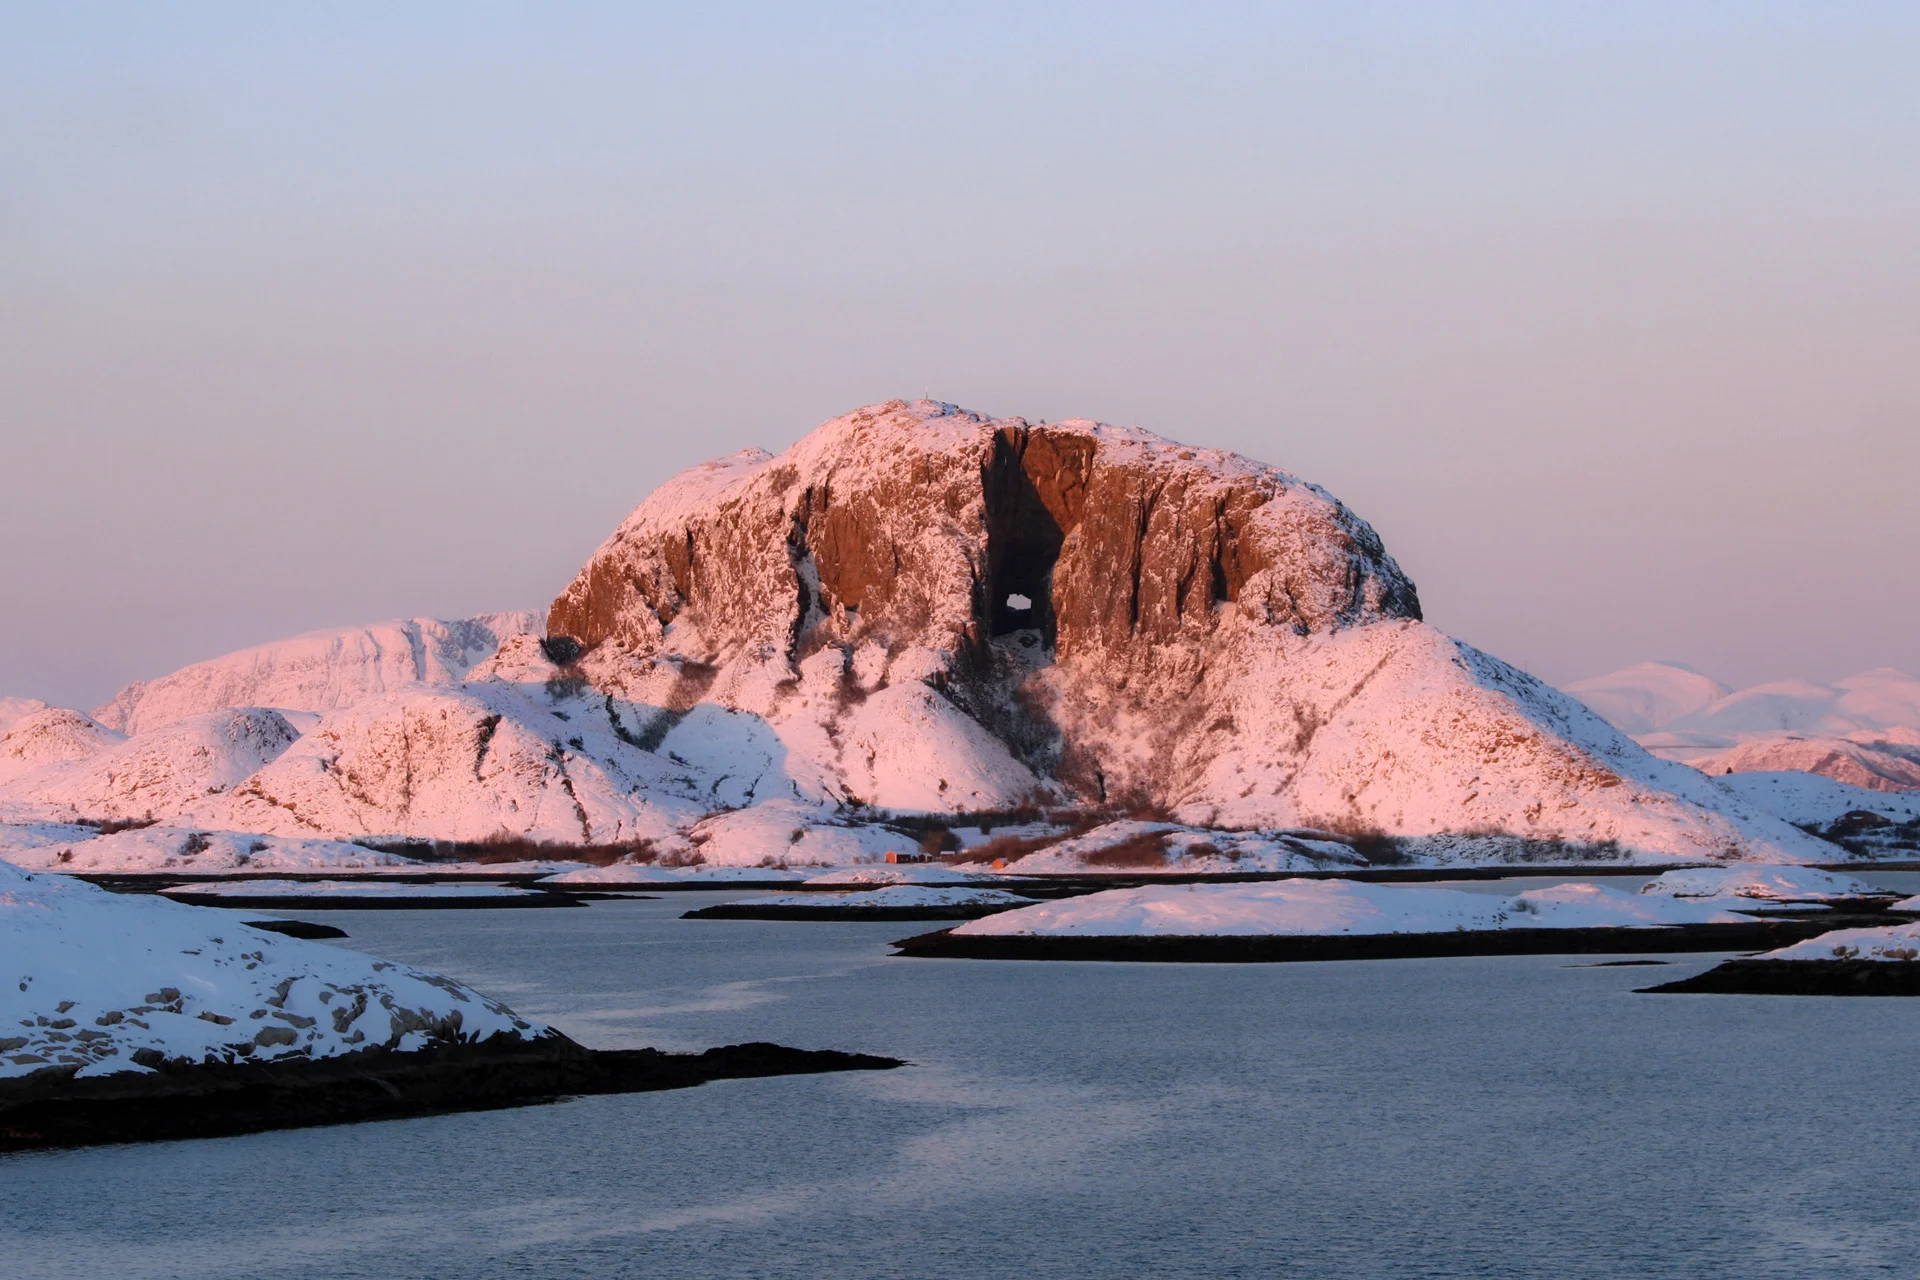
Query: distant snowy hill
1564 663 1920 792
1561 662 1730 736
1688 737 1920 792
92 612 540 735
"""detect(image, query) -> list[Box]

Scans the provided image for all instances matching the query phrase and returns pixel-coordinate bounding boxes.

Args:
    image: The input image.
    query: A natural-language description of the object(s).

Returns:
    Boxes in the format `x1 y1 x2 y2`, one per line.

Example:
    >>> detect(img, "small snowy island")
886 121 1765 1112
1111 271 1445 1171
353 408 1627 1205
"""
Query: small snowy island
0 861 896 1150
893 878 1870 963
1645 922 1920 996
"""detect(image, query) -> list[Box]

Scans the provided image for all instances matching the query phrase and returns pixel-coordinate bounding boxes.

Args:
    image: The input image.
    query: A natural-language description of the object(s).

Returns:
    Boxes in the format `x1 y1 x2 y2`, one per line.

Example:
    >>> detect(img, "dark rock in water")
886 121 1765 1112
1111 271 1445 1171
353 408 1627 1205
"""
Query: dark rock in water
1640 959 1920 996
1567 959 1670 968
683 901 1028 922
0 1037 902 1152
241 919 348 940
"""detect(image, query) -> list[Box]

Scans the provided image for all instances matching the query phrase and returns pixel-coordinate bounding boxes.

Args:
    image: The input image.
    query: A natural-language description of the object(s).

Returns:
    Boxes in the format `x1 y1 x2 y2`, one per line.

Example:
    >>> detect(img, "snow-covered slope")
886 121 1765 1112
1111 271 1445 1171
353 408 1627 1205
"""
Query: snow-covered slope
1713 772 1920 829
0 860 545 1080
1759 921 1920 964
193 673 704 846
92 612 540 735
0 826 414 873
1637 865 1889 903
2 709 301 822
0 698 52 735
0 707 124 785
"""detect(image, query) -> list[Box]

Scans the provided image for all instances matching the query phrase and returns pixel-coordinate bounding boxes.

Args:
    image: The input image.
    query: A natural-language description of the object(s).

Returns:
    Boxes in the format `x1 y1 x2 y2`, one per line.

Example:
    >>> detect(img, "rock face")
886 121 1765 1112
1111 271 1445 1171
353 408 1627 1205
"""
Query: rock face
551 403 1416 674
547 399 1825 862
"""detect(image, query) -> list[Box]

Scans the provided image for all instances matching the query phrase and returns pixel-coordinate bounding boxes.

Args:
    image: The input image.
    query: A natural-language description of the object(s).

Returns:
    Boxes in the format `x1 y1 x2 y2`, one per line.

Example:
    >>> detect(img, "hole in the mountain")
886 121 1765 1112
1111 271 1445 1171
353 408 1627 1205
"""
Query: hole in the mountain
983 428 1093 646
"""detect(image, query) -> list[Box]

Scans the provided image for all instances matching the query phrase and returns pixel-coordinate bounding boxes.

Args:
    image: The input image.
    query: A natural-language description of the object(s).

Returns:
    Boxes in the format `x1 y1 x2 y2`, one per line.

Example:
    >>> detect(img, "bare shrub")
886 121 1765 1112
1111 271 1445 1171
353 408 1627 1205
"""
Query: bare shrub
353 833 657 867
82 816 158 835
917 827 960 855
1082 832 1172 869
1306 816 1411 866
948 831 1069 866
539 636 585 665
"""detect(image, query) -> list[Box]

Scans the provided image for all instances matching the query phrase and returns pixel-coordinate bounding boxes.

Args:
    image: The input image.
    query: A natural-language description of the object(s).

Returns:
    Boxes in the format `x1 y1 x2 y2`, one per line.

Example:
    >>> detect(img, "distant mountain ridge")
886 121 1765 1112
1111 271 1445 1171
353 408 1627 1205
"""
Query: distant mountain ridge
1563 662 1920 791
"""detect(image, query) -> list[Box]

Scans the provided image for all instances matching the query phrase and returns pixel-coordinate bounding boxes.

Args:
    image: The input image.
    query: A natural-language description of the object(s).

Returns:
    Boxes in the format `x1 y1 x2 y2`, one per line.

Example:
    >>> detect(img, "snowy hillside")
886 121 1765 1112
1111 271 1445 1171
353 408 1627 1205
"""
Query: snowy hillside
0 824 415 873
0 860 547 1080
92 613 540 735
3 709 302 822
0 707 124 785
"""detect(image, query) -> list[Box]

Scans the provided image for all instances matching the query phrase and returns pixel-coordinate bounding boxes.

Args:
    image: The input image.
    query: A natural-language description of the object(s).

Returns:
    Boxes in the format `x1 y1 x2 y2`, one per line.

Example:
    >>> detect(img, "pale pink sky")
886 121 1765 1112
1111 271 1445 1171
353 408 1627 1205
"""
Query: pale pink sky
4 4 1917 709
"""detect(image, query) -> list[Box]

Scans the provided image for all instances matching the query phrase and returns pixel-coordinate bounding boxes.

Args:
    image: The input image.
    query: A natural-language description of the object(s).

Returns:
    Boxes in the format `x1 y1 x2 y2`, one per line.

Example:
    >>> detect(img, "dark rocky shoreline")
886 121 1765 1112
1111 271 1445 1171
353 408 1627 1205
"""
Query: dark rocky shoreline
0 1038 902 1153
1640 959 1920 996
157 891 585 910
240 918 349 939
891 918 1861 963
683 901 1028 922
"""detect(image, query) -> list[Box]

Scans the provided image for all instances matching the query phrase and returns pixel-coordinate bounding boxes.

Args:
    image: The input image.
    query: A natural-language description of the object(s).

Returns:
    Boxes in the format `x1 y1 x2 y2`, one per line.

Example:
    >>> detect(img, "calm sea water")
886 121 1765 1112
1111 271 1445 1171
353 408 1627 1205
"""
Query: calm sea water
3 888 1916 1279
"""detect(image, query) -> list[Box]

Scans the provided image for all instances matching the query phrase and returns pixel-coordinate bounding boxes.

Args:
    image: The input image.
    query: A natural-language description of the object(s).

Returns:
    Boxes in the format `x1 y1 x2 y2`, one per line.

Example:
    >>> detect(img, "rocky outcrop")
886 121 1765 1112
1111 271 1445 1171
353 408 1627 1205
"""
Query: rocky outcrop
550 402 1417 670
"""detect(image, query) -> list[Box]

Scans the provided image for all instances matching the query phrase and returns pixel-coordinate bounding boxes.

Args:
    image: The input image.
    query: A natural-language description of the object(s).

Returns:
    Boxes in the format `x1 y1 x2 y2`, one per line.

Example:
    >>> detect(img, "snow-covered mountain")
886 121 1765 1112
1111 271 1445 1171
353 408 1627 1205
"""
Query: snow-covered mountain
1560 663 1730 737
540 399 1822 862
0 400 1854 866
1564 662 1920 791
